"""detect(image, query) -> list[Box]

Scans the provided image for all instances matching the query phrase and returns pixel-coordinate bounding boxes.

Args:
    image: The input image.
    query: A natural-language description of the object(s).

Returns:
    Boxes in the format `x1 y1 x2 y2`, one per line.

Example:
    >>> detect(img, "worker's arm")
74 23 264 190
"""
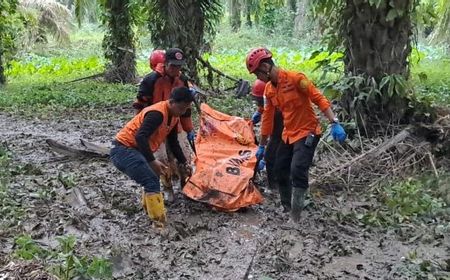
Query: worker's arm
135 111 163 162
298 75 338 122
167 125 187 164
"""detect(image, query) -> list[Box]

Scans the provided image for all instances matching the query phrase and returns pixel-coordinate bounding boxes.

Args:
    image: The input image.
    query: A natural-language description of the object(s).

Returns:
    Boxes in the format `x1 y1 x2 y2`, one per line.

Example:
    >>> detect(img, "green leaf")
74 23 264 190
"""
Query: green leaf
386 9 398 22
418 72 428 82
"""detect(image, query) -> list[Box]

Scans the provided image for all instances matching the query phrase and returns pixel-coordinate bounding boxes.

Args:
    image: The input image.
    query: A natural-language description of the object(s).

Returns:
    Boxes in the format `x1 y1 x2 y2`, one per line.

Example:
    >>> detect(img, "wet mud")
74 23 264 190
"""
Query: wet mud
0 111 448 279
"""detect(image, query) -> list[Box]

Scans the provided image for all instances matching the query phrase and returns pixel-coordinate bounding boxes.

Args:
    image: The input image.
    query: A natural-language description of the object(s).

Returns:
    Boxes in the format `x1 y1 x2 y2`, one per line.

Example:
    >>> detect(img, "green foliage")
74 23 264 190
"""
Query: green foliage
208 94 253 118
18 0 73 44
396 248 450 279
320 73 411 121
356 175 447 227
14 235 49 260
411 56 450 105
259 1 288 33
0 145 24 229
0 80 133 112
0 0 20 83
201 48 343 89
58 172 76 189
6 55 103 78
14 234 113 280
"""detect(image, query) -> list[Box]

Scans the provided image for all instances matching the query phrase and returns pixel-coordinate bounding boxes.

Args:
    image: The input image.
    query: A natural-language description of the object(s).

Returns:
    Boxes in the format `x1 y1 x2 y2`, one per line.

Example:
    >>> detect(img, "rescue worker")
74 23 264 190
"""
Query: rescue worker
133 48 195 142
246 47 347 222
148 49 165 72
110 87 195 228
134 48 195 201
251 79 283 194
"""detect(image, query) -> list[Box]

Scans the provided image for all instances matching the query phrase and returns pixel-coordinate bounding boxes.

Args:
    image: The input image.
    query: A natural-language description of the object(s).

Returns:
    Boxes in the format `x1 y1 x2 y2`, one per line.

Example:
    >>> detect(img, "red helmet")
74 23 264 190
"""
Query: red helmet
252 79 266 97
246 47 272 73
149 49 166 70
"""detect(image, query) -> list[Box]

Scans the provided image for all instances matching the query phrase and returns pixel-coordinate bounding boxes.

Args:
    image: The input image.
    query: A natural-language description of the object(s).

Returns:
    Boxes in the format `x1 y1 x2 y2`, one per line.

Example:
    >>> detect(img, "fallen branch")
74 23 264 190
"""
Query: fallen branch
196 55 239 83
66 72 105 83
243 244 259 280
311 128 415 186
46 139 109 159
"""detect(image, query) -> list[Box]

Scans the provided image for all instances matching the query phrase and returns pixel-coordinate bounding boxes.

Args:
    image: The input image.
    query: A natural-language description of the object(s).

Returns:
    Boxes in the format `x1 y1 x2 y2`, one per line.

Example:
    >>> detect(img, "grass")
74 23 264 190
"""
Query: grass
0 23 449 119
354 173 449 227
14 234 113 280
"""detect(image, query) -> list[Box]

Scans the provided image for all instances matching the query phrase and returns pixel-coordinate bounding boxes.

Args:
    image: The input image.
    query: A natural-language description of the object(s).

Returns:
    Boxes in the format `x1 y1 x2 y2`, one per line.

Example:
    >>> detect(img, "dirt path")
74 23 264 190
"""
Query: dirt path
0 111 448 279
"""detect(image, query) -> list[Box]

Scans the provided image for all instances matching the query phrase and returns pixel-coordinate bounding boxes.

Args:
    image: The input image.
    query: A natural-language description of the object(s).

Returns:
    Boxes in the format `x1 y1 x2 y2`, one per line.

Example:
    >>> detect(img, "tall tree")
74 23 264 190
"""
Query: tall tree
75 0 136 83
147 0 223 83
0 0 19 85
102 0 136 83
229 0 242 31
288 0 297 13
313 0 419 131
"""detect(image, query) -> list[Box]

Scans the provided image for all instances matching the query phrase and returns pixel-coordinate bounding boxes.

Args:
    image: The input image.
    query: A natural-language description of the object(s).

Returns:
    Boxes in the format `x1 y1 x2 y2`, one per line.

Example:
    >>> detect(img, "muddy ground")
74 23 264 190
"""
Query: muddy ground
0 109 449 280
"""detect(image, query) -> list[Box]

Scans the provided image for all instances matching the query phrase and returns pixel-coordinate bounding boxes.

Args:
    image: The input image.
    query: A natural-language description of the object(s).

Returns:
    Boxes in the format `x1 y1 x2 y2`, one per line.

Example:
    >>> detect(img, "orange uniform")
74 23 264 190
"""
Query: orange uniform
261 69 330 144
116 101 179 153
134 71 193 132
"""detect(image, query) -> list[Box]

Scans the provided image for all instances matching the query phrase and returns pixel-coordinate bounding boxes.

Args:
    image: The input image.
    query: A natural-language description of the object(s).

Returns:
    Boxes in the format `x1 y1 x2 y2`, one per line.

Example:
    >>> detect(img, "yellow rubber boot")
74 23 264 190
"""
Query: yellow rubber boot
143 192 166 228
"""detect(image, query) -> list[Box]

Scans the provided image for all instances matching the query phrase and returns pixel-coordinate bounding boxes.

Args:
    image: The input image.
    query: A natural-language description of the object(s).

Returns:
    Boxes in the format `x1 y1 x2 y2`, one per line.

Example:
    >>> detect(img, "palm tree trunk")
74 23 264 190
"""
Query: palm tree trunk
340 0 414 131
102 0 136 83
0 52 5 85
148 0 222 84
343 0 413 80
245 0 252 27
230 0 241 31
294 0 309 37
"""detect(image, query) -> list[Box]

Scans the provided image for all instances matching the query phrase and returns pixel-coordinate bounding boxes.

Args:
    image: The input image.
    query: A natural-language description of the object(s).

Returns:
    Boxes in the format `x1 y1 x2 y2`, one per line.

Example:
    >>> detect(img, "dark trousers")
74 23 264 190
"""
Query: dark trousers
275 135 320 190
110 142 160 193
264 110 283 188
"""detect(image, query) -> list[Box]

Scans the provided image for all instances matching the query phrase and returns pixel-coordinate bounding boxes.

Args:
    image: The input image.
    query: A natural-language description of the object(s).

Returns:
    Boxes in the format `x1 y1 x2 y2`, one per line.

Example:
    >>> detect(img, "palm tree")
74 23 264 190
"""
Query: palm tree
147 0 223 83
75 0 136 83
229 0 241 31
0 0 19 85
430 0 450 45
102 0 136 83
312 0 418 131
18 0 72 44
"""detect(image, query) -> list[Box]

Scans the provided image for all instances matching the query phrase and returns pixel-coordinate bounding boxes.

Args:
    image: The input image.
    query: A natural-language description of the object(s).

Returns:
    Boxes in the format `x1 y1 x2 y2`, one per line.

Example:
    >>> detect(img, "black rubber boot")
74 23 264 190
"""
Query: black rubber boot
291 187 307 222
278 184 292 213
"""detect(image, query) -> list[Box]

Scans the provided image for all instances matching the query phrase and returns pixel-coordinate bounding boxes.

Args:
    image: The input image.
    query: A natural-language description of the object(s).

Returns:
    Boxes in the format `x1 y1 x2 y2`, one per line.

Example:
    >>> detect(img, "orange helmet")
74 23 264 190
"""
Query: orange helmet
149 49 166 70
252 79 266 97
246 47 272 73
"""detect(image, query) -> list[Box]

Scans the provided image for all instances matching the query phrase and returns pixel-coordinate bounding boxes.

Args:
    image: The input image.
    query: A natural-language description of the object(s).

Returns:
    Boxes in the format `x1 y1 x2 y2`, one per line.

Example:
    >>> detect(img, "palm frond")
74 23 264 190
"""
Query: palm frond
19 0 72 43
430 0 450 43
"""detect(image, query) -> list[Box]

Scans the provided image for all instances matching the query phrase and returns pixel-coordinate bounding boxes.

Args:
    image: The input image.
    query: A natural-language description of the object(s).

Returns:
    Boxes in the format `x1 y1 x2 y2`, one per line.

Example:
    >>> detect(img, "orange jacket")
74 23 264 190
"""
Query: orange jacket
261 69 330 144
134 71 193 132
116 101 179 152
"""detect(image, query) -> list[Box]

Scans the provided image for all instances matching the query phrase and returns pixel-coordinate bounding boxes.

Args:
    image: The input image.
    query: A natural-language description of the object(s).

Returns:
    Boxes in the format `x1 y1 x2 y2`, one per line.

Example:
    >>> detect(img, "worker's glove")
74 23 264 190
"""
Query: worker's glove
189 87 197 97
331 123 347 144
257 159 266 171
251 111 261 125
255 145 265 160
187 130 196 142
